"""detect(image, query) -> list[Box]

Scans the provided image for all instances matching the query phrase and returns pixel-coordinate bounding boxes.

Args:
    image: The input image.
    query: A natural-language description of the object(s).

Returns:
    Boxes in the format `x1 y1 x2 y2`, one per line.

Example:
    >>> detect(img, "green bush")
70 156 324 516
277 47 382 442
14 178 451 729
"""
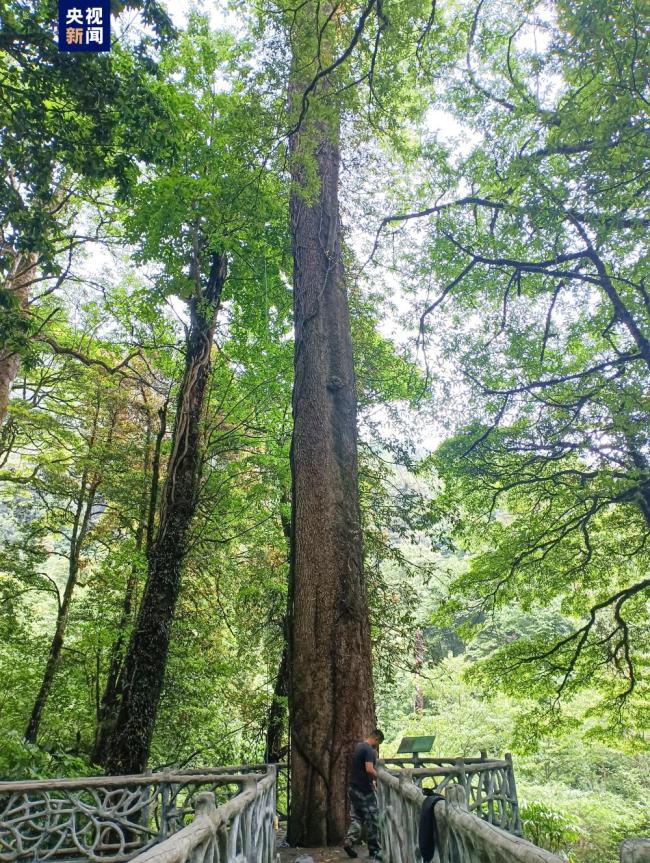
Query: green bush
0 731 91 780
521 800 580 859
519 782 650 863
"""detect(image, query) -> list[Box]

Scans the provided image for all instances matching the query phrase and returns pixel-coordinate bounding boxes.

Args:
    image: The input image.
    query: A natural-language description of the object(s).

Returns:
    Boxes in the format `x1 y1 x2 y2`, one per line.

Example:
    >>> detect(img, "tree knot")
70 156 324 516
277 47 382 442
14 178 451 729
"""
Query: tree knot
326 376 344 392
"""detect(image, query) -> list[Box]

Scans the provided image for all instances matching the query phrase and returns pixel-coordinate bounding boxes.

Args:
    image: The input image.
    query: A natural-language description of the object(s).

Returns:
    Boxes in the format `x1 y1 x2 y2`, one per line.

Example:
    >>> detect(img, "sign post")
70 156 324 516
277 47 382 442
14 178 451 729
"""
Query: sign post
396 735 435 768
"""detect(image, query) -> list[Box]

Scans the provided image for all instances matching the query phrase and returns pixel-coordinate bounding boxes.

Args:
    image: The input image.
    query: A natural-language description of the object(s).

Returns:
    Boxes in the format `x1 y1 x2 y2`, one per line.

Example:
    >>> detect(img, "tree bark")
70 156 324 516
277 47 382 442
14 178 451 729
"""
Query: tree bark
265 500 291 764
103 252 227 775
0 252 38 426
287 23 375 843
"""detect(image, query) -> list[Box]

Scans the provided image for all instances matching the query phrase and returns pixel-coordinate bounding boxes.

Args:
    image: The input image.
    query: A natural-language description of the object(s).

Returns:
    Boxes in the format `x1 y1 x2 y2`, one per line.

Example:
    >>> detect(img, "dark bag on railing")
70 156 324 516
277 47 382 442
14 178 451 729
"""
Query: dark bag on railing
418 793 445 863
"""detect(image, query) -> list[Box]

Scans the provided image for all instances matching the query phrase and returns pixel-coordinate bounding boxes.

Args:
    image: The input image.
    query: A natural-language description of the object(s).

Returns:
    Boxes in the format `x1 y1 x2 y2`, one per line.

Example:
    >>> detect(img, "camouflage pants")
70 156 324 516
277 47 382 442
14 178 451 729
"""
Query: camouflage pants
345 786 382 860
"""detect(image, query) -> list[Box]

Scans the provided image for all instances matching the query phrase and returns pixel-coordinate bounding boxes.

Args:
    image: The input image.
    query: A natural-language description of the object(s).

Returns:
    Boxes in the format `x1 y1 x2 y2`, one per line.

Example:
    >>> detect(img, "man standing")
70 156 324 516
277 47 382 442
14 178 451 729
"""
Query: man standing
343 729 385 861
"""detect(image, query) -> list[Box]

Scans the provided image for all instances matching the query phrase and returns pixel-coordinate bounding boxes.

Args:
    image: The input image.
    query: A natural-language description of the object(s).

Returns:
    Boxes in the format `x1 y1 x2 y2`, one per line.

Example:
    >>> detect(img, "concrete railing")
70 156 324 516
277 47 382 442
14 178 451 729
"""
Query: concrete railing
621 840 650 862
377 767 563 863
437 785 564 863
128 768 276 863
380 754 521 834
0 764 279 862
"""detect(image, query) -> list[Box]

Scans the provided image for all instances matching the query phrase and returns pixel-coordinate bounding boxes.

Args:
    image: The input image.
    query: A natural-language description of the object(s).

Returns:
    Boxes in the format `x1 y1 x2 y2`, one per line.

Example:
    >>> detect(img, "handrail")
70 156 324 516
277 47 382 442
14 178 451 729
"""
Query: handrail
382 757 508 767
377 768 423 863
0 768 269 862
380 754 521 833
129 770 276 863
439 785 563 863
174 763 287 777
382 762 511 776
376 768 564 863
0 768 272 793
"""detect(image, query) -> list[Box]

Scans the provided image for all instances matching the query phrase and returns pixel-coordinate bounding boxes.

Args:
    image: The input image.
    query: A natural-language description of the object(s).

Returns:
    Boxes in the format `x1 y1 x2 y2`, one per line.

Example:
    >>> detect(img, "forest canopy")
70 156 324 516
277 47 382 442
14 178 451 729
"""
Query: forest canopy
0 0 648 859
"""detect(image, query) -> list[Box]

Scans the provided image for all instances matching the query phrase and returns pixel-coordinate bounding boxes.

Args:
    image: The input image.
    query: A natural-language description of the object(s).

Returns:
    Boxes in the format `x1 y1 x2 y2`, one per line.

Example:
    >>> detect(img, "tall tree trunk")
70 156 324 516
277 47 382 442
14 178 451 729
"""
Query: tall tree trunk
103 253 227 775
25 471 100 743
0 252 38 426
287 16 375 844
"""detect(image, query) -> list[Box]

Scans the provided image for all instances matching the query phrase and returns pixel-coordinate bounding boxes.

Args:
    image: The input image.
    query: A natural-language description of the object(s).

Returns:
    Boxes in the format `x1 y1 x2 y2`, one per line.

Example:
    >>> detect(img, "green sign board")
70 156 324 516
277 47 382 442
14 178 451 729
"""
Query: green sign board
396 735 435 754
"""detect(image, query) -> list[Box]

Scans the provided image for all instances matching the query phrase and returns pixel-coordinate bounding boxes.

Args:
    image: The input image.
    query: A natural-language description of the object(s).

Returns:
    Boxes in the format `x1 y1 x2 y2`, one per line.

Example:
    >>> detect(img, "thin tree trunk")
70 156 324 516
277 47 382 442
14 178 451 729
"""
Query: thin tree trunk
265 498 291 763
287 16 375 843
414 628 424 714
92 408 161 765
25 472 100 743
0 253 38 426
103 252 227 775
266 641 289 763
146 398 169 552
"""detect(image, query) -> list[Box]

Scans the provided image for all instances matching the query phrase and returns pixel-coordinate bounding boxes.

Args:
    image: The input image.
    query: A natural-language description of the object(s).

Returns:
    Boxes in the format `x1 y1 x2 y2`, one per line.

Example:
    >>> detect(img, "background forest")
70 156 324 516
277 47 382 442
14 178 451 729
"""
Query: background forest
0 0 648 861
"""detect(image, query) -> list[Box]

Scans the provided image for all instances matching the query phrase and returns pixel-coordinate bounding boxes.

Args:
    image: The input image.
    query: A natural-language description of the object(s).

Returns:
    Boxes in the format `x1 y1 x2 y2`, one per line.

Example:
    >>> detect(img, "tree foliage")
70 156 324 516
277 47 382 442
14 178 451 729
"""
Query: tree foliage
0 0 647 853
368 0 650 736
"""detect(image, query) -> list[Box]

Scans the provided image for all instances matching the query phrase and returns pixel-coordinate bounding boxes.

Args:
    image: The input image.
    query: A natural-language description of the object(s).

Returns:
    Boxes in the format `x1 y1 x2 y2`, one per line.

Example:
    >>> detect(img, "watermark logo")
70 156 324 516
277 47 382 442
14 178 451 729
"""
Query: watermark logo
58 0 110 51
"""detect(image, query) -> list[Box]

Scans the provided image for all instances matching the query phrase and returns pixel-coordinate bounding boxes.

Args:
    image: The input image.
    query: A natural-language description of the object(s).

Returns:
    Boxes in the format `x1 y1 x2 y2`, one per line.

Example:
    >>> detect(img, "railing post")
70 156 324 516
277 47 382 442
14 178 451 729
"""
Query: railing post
266 763 277 800
241 777 255 858
620 839 650 862
397 768 408 860
140 767 152 842
441 785 468 863
453 759 469 804
195 791 217 818
485 766 495 825
447 784 468 810
505 753 522 835
160 774 171 840
477 751 490 822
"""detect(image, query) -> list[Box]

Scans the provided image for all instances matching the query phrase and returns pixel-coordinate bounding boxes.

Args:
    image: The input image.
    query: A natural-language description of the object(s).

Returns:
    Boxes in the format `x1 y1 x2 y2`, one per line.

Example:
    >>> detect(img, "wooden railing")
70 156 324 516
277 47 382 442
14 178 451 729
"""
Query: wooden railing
0 764 279 862
380 754 521 834
377 766 563 863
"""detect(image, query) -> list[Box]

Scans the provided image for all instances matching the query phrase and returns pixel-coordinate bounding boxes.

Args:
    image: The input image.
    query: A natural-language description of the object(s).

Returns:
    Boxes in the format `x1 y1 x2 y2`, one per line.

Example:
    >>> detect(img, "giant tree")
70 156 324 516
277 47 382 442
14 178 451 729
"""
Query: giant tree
258 0 443 836
281 0 435 841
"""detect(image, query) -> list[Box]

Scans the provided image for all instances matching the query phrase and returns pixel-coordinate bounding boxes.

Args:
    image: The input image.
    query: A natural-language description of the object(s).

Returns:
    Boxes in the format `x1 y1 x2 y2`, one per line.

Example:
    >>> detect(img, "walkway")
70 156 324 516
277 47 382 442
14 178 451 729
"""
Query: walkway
276 830 374 862
278 846 373 862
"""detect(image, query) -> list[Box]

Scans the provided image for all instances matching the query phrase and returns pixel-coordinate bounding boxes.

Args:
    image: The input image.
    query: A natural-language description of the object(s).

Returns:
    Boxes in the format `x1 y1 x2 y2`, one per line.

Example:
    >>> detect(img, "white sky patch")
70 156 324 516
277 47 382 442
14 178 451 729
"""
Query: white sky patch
424 108 481 158
163 0 242 29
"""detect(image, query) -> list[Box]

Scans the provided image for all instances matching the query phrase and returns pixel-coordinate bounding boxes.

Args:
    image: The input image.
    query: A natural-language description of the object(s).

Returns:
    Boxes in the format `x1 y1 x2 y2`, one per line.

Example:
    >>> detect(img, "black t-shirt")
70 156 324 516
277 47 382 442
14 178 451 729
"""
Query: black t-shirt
350 741 377 793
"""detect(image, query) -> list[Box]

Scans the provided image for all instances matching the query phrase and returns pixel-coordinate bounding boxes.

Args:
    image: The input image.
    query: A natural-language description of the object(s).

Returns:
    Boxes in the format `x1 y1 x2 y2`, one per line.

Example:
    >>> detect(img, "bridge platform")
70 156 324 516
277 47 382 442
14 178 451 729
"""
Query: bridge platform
278 850 374 862
277 837 374 862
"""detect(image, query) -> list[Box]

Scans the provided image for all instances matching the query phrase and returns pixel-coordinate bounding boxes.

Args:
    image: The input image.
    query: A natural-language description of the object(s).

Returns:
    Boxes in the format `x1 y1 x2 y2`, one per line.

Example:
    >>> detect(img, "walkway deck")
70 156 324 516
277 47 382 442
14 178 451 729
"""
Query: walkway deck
278 848 373 862
276 832 374 863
